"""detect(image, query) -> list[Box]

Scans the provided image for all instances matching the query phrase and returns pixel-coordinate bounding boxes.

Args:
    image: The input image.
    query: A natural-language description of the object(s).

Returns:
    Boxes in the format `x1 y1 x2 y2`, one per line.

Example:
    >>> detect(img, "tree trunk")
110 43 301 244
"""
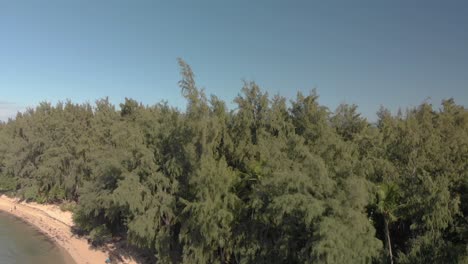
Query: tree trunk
384 215 394 264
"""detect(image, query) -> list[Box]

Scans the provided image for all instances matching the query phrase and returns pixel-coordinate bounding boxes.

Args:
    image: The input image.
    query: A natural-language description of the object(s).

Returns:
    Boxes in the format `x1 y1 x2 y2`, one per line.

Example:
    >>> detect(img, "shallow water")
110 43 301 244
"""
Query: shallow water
0 211 75 264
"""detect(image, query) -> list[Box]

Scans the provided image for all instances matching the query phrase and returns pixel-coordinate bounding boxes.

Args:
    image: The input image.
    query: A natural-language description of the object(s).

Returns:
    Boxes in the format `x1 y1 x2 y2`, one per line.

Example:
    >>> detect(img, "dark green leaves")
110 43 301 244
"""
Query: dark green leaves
0 60 466 263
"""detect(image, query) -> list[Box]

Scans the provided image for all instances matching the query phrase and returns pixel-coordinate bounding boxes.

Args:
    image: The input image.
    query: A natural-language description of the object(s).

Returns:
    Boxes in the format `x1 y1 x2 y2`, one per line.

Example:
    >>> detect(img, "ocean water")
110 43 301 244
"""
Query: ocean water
0 211 75 264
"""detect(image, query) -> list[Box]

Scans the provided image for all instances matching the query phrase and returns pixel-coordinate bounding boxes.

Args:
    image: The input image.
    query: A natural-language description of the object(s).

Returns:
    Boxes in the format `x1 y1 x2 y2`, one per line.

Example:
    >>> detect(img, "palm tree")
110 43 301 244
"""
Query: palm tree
376 183 400 264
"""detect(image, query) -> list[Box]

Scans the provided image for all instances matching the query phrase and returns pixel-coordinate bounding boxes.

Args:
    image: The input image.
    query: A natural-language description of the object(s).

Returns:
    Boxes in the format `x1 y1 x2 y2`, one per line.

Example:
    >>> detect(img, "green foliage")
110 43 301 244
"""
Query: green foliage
89 224 112 245
59 201 77 212
0 61 466 263
22 185 40 202
0 174 17 192
375 183 400 222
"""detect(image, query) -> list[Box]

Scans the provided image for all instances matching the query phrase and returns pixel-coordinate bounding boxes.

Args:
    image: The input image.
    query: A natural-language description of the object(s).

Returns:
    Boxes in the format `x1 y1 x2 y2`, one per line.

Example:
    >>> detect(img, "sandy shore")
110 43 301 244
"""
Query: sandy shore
0 195 137 264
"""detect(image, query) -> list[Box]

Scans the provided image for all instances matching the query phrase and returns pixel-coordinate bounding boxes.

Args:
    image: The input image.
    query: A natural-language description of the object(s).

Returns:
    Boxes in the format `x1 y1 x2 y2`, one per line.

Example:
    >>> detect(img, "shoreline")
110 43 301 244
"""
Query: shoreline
0 209 76 264
0 195 136 264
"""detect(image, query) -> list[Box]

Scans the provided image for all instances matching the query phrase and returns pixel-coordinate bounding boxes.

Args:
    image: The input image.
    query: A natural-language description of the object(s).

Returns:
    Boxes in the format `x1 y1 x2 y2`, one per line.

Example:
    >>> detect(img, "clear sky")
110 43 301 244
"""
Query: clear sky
1 0 467 121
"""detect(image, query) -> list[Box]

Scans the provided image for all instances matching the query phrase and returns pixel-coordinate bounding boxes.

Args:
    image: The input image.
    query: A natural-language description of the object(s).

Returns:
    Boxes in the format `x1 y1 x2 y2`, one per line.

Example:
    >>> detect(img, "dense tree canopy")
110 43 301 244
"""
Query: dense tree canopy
0 60 466 263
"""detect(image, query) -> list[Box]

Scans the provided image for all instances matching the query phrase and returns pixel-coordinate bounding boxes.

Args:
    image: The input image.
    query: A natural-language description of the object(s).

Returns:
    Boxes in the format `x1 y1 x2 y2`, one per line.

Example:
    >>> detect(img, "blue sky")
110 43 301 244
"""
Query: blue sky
1 1 467 121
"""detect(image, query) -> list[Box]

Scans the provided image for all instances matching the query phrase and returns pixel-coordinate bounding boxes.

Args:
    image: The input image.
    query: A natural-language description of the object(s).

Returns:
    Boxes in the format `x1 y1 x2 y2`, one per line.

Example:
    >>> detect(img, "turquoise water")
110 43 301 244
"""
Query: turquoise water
0 211 75 264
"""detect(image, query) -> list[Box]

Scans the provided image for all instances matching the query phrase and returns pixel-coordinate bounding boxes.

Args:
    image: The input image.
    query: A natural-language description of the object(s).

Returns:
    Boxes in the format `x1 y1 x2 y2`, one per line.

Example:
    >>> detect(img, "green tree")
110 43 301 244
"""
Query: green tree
375 183 400 264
